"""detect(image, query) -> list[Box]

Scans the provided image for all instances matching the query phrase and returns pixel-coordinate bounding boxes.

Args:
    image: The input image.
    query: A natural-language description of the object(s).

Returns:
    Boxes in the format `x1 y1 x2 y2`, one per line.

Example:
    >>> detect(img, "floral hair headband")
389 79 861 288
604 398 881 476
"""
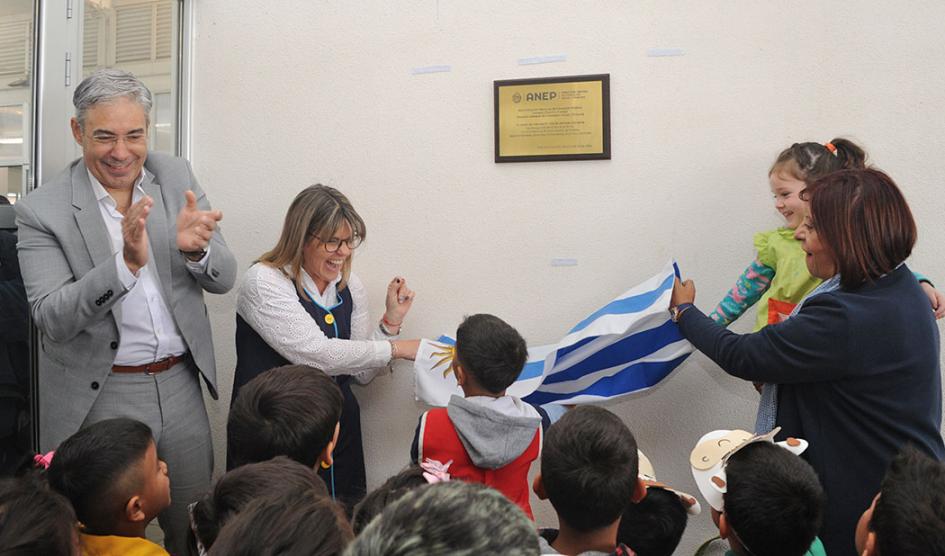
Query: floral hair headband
420 458 452 484
33 451 54 470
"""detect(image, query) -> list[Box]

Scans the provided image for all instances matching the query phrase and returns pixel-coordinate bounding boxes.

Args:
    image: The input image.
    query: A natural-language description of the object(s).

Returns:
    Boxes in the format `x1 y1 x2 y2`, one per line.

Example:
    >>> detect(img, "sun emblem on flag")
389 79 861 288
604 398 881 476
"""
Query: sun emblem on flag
430 342 457 378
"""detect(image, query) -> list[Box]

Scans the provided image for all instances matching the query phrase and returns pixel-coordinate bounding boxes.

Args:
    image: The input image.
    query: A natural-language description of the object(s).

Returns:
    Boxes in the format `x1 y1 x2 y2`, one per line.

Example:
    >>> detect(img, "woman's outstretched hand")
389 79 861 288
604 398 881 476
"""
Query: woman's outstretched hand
384 276 415 326
672 277 697 306
391 339 421 361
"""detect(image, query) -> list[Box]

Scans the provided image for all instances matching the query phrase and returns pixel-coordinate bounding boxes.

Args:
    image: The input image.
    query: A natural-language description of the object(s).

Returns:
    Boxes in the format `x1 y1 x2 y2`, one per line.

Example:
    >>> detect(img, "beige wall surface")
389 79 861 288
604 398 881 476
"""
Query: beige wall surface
190 2 945 552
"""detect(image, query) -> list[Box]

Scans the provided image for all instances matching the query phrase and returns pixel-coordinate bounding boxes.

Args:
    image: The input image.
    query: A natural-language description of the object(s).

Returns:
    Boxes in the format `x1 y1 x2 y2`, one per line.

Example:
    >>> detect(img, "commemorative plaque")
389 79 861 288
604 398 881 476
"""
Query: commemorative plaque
494 74 610 162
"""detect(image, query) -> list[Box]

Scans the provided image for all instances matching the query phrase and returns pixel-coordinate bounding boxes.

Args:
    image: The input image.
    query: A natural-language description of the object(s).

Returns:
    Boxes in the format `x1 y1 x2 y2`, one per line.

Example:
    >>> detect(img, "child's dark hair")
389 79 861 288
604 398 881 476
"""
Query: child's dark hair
618 487 687 556
208 490 353 556
541 405 638 532
769 138 867 183
46 418 154 535
0 475 77 555
455 314 527 394
228 364 342 468
351 465 426 534
723 442 825 556
189 456 327 554
871 445 945 556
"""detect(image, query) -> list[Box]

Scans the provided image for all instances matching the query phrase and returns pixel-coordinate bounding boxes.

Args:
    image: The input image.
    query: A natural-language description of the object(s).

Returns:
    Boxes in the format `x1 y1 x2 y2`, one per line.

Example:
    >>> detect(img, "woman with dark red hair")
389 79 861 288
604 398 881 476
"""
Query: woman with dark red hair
671 168 944 556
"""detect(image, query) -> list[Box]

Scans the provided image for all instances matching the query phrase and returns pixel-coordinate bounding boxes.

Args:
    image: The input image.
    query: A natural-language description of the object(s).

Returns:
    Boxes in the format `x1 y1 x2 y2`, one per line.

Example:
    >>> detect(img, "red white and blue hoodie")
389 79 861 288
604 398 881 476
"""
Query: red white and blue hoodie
411 395 545 519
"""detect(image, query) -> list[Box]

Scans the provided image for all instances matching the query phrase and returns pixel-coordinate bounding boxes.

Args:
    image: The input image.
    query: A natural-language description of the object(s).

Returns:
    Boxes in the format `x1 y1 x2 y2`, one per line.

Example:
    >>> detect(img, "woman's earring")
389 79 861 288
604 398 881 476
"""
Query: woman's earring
320 460 331 469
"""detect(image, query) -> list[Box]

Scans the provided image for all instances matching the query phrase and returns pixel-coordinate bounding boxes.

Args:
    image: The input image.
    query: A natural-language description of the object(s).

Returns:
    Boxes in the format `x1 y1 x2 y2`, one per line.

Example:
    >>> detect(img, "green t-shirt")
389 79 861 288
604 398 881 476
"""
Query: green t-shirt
752 227 822 331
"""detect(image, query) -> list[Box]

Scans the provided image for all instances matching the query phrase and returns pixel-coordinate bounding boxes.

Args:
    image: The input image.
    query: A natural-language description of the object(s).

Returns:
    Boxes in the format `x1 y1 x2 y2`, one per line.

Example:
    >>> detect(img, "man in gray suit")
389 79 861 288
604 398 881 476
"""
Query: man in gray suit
15 69 235 551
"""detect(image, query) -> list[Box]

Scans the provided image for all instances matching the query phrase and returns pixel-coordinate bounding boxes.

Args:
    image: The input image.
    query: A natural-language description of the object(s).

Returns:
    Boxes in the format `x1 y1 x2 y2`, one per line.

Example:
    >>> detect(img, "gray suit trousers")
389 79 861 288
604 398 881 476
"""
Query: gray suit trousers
81 361 212 553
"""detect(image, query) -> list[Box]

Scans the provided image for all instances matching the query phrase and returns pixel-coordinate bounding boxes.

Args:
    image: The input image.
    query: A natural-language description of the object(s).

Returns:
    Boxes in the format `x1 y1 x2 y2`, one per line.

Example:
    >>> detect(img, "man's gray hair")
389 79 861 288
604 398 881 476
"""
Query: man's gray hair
73 68 153 130
344 481 539 556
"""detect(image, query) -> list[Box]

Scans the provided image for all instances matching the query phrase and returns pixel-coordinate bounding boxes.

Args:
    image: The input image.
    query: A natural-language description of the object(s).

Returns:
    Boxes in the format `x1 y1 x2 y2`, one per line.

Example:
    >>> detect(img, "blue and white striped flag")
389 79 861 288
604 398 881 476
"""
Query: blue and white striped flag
414 260 693 407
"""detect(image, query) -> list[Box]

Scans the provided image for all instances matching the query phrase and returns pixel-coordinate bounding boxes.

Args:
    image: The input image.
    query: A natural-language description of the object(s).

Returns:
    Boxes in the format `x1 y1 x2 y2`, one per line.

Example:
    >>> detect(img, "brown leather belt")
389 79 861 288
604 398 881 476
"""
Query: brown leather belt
112 353 190 375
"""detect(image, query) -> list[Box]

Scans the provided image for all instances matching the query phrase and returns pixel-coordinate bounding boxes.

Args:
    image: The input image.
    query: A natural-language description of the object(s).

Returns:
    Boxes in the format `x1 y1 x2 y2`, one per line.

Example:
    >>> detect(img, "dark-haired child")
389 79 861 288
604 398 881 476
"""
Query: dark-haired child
226 365 344 502
619 488 686 556
188 455 327 555
47 418 171 556
410 314 548 518
350 458 451 535
855 445 945 556
208 490 352 556
534 405 645 555
0 475 79 555
351 465 427 535
618 451 698 556
690 429 825 556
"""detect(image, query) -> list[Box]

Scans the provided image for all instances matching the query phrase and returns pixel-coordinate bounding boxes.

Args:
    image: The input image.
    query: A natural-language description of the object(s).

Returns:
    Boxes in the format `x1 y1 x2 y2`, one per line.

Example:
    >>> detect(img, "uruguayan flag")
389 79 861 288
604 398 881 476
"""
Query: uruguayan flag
413 261 692 407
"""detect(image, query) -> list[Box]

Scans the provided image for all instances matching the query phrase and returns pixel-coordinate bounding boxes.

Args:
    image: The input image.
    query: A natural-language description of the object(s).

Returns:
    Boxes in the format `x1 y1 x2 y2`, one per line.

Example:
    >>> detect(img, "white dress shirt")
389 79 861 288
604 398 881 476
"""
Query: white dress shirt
89 170 207 365
236 263 394 384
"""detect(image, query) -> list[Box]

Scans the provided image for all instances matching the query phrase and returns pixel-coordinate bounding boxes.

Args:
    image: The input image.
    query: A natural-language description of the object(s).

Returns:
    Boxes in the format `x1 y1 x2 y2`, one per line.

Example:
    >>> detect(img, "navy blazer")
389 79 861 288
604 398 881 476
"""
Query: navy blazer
679 264 944 556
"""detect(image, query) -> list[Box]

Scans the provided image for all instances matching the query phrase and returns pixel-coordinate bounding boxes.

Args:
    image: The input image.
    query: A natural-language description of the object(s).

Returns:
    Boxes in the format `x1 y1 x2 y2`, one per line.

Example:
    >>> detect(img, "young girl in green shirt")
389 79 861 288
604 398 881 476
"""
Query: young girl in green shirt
710 138 944 432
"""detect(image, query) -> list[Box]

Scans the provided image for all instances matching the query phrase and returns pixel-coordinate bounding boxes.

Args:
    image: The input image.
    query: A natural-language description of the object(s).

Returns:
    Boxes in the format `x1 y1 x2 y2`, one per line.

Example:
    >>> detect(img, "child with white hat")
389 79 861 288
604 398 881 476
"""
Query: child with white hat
690 428 826 556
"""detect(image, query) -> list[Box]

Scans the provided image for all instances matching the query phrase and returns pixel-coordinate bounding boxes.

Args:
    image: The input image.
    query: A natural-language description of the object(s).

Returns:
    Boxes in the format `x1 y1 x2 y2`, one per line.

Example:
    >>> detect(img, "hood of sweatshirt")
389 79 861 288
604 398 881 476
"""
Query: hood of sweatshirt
446 395 542 469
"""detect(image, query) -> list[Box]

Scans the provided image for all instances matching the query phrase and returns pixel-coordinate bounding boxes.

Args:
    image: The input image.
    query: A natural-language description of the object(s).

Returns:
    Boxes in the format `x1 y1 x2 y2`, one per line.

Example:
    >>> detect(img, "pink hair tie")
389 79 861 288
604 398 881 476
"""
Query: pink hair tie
420 458 452 484
824 142 838 156
33 451 54 470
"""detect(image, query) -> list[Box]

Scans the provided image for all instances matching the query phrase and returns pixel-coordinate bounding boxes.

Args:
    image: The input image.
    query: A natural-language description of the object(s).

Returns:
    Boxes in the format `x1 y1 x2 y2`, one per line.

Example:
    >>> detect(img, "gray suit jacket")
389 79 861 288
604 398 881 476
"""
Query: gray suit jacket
15 152 236 450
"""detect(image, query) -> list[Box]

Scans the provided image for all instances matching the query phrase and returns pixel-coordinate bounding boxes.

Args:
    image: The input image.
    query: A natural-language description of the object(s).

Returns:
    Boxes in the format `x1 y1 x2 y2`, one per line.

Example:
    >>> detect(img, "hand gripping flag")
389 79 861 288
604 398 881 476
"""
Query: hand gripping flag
414 260 693 406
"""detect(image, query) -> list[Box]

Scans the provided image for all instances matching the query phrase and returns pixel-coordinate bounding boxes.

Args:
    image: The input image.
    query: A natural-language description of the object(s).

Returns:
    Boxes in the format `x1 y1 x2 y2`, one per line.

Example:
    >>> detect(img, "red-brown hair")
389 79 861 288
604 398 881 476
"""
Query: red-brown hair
805 169 916 290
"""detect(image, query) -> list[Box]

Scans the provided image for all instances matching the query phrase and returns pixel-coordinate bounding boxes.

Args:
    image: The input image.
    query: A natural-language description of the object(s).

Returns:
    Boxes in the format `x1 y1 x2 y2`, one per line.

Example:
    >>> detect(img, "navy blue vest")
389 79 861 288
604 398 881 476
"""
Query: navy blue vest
230 279 367 507
232 285 354 403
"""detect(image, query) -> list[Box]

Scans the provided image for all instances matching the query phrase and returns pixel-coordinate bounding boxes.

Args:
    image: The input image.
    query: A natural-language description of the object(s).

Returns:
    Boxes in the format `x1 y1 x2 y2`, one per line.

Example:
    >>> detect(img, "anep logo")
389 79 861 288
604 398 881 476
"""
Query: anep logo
526 91 556 101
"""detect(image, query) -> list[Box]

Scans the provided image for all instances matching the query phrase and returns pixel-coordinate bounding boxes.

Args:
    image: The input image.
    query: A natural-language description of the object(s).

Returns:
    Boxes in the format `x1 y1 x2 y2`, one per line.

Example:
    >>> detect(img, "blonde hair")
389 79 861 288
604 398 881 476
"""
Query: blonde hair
259 185 366 299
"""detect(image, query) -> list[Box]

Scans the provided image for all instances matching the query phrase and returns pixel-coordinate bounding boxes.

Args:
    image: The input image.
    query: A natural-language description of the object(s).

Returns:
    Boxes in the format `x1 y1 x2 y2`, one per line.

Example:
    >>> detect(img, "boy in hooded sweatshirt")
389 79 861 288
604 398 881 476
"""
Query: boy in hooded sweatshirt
410 314 548 519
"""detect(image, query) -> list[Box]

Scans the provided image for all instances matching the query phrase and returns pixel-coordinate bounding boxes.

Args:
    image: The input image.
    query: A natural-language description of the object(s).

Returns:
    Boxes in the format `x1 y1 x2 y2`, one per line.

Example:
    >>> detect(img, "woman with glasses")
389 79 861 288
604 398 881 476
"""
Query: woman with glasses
231 184 420 509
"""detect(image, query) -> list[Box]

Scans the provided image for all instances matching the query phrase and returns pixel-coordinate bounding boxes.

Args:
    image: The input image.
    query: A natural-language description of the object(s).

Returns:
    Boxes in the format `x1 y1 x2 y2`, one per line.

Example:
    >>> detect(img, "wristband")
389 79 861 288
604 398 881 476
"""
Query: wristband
382 315 403 328
670 303 694 323
379 321 398 337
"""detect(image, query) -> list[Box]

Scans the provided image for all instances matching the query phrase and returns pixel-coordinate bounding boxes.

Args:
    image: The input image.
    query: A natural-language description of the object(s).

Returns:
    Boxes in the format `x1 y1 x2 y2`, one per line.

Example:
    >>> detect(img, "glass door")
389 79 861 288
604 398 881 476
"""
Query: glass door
0 0 34 216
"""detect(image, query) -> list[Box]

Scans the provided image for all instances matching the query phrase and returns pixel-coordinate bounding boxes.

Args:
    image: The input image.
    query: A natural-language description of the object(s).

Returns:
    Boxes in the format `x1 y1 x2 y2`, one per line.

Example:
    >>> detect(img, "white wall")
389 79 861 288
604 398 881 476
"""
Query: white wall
190 2 945 553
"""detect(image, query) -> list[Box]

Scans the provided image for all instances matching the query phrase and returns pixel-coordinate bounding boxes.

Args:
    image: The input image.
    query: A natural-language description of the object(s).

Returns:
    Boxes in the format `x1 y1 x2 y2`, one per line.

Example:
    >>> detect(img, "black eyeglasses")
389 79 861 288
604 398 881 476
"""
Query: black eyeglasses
313 234 362 253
